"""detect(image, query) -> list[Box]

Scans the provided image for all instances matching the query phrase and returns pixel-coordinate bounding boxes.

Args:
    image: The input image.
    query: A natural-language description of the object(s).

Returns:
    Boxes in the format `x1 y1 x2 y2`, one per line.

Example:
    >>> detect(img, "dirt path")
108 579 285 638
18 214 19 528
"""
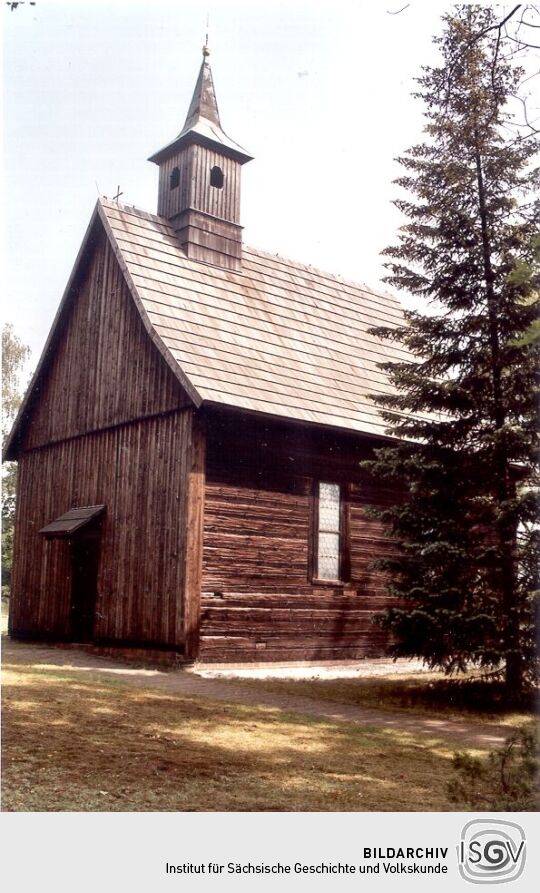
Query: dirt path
2 638 512 748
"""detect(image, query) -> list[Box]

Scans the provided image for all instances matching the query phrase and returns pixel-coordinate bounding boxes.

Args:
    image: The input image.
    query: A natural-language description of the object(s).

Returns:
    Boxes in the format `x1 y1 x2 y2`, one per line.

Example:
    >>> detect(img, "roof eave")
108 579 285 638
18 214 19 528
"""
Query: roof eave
148 130 253 166
202 400 405 445
3 200 204 462
3 204 103 462
97 201 203 410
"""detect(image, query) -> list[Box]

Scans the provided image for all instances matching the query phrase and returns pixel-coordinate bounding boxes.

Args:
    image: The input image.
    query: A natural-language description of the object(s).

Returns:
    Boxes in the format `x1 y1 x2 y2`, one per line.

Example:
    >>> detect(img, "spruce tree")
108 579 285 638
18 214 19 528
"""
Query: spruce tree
366 5 539 701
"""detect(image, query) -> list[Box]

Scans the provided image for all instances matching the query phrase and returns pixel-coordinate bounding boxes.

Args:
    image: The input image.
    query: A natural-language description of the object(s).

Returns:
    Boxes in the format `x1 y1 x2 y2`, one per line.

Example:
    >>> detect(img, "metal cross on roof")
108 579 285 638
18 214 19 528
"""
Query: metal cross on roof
113 185 123 203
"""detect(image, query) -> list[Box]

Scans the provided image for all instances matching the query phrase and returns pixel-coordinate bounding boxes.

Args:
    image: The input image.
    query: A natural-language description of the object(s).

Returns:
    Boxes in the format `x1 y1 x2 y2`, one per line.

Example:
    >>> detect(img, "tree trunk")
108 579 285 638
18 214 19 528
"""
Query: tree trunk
474 134 522 702
505 651 523 705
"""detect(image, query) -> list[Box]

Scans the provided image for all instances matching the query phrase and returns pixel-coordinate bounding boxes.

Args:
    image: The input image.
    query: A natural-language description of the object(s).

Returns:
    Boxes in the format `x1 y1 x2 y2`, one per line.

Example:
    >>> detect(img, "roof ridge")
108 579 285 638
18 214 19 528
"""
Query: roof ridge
99 196 165 225
243 244 398 307
99 200 398 306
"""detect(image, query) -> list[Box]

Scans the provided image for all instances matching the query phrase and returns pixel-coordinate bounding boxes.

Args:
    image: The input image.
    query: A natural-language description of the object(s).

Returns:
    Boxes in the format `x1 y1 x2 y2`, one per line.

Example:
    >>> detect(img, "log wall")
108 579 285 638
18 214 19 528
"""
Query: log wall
10 219 400 661
200 411 399 662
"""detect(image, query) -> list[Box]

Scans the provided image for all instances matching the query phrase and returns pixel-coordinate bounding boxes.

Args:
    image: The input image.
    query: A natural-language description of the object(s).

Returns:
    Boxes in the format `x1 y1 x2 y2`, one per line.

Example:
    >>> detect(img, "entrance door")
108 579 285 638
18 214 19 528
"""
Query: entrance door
70 533 100 642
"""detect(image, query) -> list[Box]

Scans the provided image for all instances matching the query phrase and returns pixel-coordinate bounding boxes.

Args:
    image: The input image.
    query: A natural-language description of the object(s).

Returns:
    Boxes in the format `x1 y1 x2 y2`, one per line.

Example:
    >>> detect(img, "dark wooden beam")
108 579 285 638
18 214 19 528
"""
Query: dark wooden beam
182 413 206 660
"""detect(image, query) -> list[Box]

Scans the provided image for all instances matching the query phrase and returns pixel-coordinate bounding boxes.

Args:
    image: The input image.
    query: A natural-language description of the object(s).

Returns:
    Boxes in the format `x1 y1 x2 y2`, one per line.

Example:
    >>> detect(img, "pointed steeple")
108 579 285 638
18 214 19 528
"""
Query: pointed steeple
149 48 253 270
183 58 221 129
149 52 252 166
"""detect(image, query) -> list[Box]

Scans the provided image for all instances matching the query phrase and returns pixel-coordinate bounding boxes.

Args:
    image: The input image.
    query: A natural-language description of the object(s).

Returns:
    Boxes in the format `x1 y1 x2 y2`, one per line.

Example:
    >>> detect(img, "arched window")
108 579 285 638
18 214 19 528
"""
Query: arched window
170 167 180 190
210 165 224 189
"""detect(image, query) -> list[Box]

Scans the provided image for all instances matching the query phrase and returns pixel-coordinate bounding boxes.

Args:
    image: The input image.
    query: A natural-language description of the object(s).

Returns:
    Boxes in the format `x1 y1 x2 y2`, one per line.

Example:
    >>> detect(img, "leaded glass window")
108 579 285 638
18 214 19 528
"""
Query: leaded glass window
317 482 341 580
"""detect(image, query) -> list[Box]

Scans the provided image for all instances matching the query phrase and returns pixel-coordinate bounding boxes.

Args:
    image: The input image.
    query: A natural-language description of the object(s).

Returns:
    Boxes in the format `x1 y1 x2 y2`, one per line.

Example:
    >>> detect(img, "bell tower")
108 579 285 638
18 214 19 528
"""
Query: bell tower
149 46 253 270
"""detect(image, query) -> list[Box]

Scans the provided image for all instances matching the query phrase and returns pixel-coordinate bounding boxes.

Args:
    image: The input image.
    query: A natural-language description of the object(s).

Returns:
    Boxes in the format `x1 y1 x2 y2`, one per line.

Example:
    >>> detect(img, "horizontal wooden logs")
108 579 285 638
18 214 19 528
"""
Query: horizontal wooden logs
200 411 399 662
199 636 389 663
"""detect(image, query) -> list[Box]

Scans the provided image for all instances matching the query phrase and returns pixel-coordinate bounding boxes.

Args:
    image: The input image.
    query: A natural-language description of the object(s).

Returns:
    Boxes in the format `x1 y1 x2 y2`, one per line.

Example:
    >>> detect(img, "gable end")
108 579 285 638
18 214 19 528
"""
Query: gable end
5 205 200 458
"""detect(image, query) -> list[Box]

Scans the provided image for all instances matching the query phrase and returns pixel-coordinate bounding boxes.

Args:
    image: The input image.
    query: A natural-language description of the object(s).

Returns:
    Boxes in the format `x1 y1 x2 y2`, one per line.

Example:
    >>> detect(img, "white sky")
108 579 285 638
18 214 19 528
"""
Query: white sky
2 0 451 373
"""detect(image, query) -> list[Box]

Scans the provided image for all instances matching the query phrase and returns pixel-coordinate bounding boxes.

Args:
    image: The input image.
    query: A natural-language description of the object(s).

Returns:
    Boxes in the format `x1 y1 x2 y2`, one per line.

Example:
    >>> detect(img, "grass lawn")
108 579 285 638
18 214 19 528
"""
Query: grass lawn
212 673 535 726
0 656 499 813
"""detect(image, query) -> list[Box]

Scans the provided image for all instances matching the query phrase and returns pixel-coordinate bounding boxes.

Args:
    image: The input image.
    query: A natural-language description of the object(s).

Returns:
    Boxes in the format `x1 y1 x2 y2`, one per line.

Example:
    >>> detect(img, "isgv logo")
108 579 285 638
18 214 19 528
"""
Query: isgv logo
458 819 526 884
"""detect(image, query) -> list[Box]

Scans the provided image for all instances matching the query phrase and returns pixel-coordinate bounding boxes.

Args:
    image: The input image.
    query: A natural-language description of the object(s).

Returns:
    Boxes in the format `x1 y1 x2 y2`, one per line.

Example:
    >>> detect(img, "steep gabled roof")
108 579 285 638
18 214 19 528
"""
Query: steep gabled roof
97 197 410 436
3 201 197 461
5 196 413 460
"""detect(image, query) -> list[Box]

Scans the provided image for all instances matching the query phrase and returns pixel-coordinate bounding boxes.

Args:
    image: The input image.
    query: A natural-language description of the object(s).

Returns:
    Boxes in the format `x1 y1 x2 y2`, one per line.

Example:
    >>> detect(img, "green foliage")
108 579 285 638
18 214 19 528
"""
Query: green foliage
447 726 539 811
364 6 539 699
509 236 540 348
2 324 30 591
2 324 30 430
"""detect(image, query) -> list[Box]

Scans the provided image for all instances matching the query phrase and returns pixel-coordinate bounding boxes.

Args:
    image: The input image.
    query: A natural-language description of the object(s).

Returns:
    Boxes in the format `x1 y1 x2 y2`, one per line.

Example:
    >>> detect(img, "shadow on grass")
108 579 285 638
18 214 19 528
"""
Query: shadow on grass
229 673 537 721
2 663 459 813
368 675 537 714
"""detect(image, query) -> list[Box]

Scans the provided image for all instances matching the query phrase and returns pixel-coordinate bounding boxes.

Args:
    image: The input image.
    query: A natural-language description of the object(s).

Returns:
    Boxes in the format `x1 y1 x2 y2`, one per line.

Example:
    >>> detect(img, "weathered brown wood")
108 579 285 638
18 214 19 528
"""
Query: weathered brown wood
157 138 244 270
9 233 198 651
19 227 190 452
10 410 195 647
39 504 105 537
86 199 412 438
7 56 409 667
199 410 398 662
191 146 241 223
182 413 206 660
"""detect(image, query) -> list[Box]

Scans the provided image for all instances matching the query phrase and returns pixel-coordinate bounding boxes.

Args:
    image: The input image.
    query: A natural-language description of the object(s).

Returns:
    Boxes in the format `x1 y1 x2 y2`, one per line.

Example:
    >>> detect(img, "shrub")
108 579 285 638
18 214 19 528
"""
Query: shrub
447 726 539 811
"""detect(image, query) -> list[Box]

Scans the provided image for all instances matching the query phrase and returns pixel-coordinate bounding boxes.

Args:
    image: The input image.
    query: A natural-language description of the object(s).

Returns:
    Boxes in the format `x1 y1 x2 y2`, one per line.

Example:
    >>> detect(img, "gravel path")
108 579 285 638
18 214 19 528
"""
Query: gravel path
3 638 514 748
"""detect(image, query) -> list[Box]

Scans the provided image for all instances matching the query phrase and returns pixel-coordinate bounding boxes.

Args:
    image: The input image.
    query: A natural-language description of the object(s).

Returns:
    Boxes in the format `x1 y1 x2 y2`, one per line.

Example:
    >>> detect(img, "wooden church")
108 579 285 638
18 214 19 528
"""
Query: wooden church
5 50 411 664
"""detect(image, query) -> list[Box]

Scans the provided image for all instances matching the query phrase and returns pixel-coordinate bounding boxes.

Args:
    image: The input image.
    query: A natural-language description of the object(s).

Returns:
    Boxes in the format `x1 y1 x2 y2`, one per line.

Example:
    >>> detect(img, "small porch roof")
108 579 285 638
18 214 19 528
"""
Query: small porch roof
39 505 105 539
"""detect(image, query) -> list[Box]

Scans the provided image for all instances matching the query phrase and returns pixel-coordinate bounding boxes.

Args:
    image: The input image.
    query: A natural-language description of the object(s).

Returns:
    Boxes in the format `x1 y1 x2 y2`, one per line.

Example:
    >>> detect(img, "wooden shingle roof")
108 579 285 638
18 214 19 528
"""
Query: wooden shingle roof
98 197 410 438
148 60 252 166
39 505 105 538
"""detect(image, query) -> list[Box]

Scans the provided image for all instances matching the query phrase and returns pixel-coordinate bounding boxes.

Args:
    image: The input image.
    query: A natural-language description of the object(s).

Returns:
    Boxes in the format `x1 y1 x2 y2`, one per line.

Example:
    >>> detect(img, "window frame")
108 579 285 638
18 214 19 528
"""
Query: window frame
309 480 350 585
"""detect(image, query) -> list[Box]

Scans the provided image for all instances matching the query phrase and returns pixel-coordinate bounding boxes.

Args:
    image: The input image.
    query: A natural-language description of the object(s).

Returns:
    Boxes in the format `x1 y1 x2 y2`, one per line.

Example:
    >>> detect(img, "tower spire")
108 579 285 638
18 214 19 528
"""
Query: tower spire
149 51 252 166
181 54 222 133
148 47 253 270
